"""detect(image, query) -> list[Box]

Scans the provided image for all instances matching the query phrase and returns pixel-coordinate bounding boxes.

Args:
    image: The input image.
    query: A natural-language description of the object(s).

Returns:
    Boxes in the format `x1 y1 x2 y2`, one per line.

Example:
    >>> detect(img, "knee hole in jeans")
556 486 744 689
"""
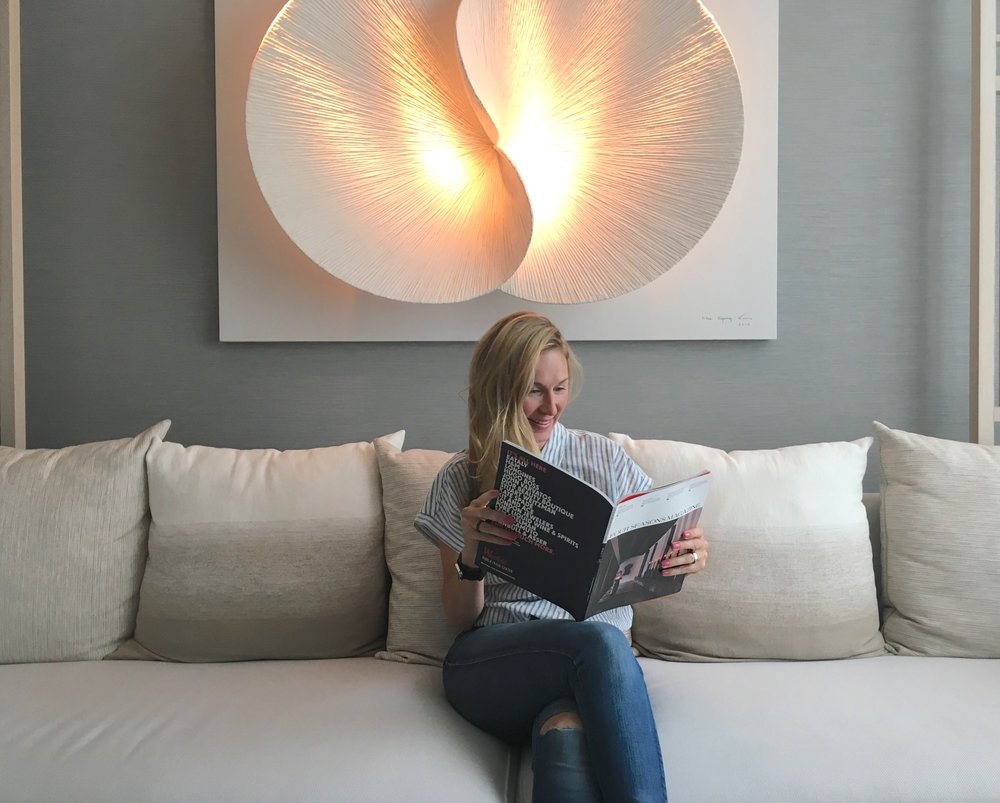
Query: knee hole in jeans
539 710 584 736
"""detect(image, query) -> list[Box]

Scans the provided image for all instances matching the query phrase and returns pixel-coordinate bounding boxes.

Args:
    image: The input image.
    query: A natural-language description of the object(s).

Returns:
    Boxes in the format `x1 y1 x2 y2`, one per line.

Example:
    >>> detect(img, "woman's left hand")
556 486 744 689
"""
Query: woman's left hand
660 526 708 576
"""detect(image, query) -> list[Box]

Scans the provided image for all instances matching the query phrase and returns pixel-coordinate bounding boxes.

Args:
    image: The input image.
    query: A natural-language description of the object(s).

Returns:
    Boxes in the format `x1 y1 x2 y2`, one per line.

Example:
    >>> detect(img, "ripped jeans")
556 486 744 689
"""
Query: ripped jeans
442 620 667 802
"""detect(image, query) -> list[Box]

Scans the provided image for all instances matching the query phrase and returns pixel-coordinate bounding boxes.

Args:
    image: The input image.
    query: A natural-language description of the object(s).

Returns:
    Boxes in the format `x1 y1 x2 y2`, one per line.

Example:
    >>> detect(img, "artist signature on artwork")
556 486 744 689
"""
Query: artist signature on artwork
701 314 753 327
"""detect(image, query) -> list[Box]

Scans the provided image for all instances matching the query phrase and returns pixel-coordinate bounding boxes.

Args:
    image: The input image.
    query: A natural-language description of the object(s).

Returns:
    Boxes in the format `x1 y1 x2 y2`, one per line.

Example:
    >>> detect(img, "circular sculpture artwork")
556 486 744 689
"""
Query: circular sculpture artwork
246 0 744 304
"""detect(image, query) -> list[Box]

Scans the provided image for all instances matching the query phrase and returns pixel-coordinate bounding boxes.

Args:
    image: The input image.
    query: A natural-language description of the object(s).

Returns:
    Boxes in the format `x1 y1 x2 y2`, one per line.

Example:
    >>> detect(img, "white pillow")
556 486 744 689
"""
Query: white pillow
0 421 170 663
876 422 1000 657
609 434 884 661
119 431 404 662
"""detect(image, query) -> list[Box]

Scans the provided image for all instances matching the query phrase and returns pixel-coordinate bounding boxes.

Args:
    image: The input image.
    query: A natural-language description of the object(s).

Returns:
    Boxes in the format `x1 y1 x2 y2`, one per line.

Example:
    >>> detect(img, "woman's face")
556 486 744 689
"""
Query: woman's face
522 348 570 446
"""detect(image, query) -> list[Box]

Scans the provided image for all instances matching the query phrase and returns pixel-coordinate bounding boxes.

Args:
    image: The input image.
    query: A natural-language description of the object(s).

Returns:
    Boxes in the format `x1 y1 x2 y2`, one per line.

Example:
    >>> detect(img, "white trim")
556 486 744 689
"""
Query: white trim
0 0 25 448
971 0 998 445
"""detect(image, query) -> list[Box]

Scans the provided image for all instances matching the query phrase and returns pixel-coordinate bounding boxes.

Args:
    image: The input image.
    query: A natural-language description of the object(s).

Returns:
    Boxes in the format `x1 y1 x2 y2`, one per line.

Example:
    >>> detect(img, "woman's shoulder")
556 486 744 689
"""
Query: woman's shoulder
561 426 621 454
557 426 646 492
430 450 474 490
419 451 473 519
437 449 471 473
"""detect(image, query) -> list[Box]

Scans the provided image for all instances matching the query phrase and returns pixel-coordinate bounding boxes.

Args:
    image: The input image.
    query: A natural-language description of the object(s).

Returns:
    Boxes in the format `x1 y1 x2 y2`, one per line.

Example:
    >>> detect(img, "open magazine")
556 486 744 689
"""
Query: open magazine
475 440 711 621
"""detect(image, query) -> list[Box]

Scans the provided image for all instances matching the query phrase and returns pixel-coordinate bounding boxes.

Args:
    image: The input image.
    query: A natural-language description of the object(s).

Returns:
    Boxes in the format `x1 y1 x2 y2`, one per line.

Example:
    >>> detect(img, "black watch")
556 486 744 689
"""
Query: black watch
455 555 485 582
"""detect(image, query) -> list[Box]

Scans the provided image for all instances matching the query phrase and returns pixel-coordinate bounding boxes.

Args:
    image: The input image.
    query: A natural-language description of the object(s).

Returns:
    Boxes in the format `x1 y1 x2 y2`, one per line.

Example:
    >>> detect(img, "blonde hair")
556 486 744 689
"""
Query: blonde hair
467 312 582 495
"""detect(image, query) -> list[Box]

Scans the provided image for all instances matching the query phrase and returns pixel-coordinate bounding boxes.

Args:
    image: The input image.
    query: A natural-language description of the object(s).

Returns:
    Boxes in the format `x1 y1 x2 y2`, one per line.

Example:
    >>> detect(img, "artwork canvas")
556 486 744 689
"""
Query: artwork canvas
217 0 778 340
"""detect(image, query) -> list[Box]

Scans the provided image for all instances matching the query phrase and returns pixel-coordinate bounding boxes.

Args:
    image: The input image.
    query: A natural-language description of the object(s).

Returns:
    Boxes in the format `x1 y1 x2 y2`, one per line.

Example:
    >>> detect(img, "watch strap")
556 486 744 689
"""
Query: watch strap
455 555 485 581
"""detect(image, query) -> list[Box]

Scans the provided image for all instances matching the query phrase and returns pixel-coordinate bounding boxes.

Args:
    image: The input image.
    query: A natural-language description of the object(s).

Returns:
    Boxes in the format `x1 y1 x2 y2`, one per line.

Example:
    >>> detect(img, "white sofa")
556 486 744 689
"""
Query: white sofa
2 422 998 802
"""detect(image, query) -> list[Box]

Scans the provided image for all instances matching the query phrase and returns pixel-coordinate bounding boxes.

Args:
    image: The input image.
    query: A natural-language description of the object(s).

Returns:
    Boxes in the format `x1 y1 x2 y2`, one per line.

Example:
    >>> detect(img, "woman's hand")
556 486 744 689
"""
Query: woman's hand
659 526 709 577
459 490 518 563
439 490 518 630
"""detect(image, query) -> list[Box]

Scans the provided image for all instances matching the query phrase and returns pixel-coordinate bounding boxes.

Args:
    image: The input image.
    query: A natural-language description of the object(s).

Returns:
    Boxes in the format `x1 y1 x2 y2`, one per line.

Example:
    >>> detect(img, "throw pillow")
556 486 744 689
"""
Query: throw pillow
609 434 885 661
373 435 461 666
876 422 1000 657
0 421 170 663
119 431 404 662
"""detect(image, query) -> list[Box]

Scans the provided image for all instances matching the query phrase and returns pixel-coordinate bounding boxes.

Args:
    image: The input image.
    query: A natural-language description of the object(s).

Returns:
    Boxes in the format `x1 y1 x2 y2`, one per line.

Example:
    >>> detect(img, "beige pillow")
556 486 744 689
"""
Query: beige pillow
876 422 1000 657
0 421 170 663
610 434 885 661
373 435 461 666
118 431 403 662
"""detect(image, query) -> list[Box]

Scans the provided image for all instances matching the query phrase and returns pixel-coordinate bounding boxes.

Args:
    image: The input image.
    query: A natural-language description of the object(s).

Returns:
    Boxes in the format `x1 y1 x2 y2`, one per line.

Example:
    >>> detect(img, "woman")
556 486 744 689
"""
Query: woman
415 312 709 802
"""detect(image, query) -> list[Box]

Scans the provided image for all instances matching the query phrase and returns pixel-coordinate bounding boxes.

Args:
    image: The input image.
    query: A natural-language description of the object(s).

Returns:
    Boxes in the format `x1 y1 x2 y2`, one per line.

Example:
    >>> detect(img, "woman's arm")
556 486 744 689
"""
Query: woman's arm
438 545 485 630
438 489 517 630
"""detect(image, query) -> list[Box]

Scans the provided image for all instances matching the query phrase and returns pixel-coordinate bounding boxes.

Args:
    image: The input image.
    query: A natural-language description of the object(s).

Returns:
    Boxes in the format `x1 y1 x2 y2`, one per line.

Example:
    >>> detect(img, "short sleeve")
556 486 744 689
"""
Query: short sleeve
414 454 473 554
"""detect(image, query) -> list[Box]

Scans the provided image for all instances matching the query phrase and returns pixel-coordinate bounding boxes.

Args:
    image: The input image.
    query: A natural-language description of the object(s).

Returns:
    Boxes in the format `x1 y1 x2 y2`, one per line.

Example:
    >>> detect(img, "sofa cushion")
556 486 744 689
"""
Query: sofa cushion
374 435 461 665
0 421 170 664
120 432 403 662
642 655 1000 803
609 434 884 661
876 422 1000 657
0 658 514 803
513 654 1000 802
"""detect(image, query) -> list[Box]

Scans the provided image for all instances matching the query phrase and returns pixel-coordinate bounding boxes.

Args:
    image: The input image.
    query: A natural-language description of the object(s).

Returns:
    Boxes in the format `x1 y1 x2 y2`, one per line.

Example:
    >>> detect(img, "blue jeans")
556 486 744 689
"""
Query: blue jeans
442 620 667 802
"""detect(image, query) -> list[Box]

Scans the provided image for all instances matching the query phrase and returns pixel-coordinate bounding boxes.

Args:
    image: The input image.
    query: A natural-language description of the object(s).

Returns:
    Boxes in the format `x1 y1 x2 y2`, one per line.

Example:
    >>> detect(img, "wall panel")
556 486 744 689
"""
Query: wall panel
19 1 973 490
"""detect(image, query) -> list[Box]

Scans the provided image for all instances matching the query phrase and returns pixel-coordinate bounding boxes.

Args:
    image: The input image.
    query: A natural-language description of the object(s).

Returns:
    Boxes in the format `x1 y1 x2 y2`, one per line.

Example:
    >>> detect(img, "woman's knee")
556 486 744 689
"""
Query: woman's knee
534 697 583 739
575 622 635 662
531 707 602 803
565 622 645 692
540 710 584 735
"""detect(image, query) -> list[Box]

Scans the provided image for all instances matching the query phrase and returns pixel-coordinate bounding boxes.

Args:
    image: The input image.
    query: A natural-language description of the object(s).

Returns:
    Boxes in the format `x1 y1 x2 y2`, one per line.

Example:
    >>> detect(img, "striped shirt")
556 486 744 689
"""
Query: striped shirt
414 423 652 630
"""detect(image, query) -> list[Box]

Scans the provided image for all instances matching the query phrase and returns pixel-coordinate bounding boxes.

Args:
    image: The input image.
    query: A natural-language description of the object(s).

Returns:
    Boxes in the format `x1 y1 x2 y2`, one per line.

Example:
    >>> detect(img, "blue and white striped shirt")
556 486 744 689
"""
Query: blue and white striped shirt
414 423 652 630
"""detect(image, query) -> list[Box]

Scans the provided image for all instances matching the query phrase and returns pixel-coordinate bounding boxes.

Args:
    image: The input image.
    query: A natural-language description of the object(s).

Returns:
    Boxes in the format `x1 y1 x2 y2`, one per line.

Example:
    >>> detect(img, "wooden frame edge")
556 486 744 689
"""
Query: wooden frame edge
971 0 998 445
1 0 25 448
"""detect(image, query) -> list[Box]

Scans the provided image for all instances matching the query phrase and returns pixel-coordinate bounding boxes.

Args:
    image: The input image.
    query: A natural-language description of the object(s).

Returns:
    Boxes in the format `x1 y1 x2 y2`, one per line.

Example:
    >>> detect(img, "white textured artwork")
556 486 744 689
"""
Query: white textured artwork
218 0 777 340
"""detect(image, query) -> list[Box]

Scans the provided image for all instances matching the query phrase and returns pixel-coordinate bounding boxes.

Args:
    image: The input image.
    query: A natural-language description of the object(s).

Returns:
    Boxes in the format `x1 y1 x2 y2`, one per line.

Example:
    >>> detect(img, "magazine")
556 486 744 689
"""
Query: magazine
475 440 711 621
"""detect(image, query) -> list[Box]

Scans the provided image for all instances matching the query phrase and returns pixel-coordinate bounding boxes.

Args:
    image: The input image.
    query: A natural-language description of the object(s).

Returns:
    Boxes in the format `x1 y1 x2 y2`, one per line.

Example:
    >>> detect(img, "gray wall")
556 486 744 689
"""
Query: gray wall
19 1 981 488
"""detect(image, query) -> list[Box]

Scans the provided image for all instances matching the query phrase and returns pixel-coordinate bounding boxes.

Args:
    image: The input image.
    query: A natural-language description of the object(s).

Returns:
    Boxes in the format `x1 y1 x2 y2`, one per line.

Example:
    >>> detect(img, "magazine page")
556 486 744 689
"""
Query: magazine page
585 473 711 618
476 441 615 620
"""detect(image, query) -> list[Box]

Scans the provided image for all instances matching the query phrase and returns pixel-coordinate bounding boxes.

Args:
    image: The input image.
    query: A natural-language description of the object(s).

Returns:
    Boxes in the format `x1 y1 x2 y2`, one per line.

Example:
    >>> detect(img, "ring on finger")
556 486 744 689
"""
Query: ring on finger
690 550 699 564
475 519 484 533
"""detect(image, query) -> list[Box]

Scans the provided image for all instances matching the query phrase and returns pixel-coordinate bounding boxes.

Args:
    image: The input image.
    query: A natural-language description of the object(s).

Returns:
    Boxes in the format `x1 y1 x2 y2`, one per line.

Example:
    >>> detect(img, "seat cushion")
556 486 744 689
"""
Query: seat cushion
513 655 1000 802
643 655 1000 802
0 658 514 803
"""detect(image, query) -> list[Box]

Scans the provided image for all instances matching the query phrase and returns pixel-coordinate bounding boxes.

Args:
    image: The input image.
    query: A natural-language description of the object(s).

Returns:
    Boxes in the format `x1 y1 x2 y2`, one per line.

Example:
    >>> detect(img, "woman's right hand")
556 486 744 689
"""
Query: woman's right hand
459 490 518 562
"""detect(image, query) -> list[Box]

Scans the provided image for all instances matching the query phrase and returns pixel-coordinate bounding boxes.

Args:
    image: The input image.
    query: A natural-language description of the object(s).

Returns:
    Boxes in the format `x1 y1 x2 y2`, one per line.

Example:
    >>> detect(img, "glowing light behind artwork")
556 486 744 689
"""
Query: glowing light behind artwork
246 0 744 304
247 0 532 303
458 0 744 302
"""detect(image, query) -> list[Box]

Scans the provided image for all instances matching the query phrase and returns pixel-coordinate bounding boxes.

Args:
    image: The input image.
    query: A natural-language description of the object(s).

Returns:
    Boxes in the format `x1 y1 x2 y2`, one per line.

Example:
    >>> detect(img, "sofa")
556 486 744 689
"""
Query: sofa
2 421 998 802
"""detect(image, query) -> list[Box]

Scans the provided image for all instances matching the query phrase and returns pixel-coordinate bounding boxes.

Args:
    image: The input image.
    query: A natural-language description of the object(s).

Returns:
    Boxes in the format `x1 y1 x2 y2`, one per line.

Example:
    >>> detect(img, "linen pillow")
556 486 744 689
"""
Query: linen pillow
876 422 1000 657
609 434 884 661
118 431 404 662
373 435 461 666
0 421 170 663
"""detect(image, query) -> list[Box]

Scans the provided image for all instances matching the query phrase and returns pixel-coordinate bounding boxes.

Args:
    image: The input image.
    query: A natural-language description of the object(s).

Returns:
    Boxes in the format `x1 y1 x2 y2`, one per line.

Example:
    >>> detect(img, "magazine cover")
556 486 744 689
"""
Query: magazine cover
477 440 710 620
